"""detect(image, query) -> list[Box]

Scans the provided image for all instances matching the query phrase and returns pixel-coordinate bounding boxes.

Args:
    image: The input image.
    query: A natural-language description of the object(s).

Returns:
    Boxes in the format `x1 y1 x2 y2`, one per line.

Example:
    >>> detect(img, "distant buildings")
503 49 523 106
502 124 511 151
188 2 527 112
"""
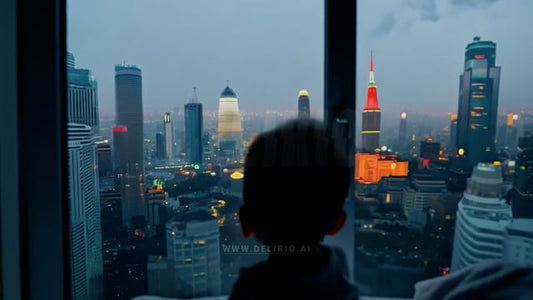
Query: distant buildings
114 64 145 226
217 84 243 163
185 88 203 166
67 52 99 134
354 152 408 184
397 111 407 152
403 173 447 228
361 54 381 152
455 37 501 166
512 131 533 218
68 123 103 300
155 132 166 160
297 89 310 119
451 163 511 272
164 112 173 159
420 137 440 163
166 209 221 298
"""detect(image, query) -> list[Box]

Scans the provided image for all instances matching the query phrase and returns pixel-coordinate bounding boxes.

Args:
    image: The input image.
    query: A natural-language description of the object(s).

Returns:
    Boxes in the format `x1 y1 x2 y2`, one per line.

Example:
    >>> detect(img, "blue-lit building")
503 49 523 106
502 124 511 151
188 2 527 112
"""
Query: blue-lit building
455 37 501 166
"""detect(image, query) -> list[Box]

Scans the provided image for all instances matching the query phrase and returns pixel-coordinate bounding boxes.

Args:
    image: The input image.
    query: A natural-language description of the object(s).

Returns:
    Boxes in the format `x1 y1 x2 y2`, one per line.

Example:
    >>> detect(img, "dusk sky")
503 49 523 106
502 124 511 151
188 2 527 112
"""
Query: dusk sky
68 0 533 121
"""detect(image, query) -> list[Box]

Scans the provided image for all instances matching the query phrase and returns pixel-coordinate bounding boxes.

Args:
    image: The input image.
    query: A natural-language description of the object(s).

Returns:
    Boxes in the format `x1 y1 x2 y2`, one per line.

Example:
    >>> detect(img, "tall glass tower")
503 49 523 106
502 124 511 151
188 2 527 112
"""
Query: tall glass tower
297 89 310 119
114 64 145 226
185 88 203 166
455 37 501 167
361 54 381 152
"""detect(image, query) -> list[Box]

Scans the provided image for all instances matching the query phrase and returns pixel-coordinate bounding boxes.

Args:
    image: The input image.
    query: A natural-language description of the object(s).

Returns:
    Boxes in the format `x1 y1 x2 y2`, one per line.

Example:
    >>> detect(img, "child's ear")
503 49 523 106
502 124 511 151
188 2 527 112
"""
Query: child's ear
239 206 256 238
327 210 346 236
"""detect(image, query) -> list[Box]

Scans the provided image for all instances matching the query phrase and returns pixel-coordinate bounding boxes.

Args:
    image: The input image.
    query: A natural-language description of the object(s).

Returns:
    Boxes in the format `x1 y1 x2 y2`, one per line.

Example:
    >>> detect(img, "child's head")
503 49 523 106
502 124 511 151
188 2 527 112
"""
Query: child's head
240 119 351 247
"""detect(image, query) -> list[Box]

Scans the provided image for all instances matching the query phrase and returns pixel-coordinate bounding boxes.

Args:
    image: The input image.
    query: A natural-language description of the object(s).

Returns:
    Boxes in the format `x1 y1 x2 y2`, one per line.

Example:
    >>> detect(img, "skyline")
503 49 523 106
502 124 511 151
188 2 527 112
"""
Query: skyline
68 0 533 121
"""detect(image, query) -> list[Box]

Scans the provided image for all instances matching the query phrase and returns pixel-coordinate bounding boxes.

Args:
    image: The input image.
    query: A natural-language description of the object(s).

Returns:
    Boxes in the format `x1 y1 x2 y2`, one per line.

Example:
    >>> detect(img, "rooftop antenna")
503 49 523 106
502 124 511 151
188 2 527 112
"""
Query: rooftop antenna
191 87 198 103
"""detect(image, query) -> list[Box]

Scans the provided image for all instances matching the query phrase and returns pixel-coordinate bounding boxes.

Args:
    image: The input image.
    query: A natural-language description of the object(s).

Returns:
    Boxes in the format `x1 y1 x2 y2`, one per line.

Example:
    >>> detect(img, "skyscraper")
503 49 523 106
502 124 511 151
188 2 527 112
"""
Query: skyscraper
455 37 501 166
361 54 381 152
217 83 243 162
451 163 511 271
67 52 99 134
298 89 310 119
114 64 145 226
164 112 173 159
512 131 533 218
397 111 407 152
68 123 103 300
185 88 203 166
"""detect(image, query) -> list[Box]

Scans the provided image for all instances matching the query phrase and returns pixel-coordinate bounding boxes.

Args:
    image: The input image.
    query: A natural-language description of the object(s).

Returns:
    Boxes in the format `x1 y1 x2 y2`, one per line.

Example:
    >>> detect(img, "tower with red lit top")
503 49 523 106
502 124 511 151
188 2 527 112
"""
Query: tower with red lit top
361 54 381 152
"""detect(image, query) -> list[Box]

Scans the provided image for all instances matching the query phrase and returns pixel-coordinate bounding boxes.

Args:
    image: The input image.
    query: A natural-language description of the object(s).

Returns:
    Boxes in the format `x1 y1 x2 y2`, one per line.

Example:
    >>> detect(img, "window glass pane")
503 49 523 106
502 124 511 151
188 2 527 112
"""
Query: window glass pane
67 1 324 299
355 0 533 297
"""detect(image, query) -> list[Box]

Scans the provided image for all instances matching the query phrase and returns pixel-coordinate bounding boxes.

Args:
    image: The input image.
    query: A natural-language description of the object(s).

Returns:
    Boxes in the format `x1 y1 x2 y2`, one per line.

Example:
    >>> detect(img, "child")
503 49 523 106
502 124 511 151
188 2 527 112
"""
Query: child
230 119 359 300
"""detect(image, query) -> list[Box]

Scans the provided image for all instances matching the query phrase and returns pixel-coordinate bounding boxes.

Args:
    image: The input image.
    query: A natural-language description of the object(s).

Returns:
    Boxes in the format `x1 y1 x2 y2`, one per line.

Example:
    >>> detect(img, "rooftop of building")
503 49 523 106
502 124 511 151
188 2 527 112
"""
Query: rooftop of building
220 85 237 98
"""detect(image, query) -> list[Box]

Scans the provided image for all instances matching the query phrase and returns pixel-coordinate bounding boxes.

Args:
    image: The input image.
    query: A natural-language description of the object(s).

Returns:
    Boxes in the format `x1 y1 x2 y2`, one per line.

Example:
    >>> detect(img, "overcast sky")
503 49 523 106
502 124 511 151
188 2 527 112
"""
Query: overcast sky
68 0 533 120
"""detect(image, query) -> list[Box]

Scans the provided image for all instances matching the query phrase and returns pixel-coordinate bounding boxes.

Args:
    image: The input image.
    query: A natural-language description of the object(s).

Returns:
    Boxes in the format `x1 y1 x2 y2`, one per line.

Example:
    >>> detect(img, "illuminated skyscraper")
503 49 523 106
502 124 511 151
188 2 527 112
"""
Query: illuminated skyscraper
185 88 203 166
451 163 511 271
164 112 173 159
67 52 99 134
68 123 103 300
512 132 533 218
455 37 501 166
217 83 243 162
114 64 145 226
298 89 310 119
361 54 381 152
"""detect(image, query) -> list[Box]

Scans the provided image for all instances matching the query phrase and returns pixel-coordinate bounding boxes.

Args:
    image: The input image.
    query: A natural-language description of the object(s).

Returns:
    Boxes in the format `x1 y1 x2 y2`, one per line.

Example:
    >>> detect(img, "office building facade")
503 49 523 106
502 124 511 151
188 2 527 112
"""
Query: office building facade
67 52 99 134
68 123 103 300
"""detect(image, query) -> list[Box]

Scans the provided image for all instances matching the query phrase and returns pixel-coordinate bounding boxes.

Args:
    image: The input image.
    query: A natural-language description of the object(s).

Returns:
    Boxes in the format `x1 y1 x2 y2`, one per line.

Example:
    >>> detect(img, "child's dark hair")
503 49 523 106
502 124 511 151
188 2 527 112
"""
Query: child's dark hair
241 119 351 246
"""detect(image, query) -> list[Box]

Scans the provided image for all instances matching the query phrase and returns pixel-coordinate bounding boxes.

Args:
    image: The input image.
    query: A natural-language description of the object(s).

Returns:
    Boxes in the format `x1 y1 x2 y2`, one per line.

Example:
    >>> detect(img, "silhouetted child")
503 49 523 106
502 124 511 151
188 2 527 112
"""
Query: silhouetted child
230 119 359 300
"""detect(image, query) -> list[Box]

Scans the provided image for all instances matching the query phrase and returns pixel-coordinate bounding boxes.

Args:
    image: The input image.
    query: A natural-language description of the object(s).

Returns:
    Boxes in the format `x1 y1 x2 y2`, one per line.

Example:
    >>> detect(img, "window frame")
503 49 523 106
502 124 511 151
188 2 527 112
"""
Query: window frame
2 0 356 299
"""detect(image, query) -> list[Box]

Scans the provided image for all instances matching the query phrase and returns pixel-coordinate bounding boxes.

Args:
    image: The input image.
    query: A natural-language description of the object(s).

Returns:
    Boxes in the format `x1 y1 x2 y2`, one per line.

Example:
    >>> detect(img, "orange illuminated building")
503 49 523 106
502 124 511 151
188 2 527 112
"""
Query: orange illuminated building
355 152 408 184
